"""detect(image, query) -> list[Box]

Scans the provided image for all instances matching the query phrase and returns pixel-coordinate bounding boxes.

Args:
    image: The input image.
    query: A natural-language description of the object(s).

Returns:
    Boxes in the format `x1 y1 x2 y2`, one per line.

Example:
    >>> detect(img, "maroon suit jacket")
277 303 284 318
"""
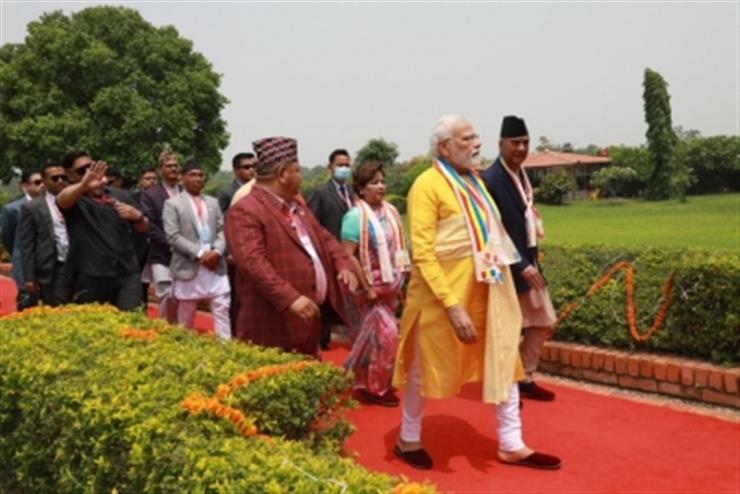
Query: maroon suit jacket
225 185 352 356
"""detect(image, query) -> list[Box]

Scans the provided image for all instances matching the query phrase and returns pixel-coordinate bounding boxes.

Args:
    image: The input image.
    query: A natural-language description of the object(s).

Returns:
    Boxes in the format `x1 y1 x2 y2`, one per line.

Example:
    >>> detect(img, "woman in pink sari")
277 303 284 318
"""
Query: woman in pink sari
341 161 409 406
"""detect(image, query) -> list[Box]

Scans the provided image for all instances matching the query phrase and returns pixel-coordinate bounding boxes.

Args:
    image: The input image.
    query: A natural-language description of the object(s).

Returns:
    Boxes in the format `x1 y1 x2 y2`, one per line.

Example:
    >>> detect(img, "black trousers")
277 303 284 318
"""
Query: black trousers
320 301 342 349
228 263 239 337
76 272 142 311
39 261 73 306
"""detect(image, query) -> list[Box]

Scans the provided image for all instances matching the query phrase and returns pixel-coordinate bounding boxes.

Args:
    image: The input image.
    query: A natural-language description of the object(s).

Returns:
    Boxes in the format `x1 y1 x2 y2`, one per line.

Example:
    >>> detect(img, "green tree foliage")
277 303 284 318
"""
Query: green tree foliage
607 145 651 181
674 135 740 194
642 68 679 200
299 166 330 198
591 166 641 198
399 155 433 197
535 136 601 156
534 170 576 205
355 138 399 168
0 6 229 182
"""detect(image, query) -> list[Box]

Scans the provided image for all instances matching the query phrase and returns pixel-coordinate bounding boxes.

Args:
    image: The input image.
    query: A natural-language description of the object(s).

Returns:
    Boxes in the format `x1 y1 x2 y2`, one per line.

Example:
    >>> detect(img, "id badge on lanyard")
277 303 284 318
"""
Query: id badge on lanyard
197 224 212 250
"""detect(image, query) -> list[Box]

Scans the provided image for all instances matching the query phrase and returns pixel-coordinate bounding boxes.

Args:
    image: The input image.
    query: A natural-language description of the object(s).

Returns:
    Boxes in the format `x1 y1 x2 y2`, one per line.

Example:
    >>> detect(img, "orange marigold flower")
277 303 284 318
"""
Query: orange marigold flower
215 384 231 399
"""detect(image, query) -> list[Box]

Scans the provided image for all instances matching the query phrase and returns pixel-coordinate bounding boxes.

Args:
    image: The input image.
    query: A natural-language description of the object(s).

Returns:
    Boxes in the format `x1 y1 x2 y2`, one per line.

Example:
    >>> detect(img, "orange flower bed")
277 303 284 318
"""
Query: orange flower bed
119 327 158 340
181 361 318 438
554 261 674 342
1 304 117 320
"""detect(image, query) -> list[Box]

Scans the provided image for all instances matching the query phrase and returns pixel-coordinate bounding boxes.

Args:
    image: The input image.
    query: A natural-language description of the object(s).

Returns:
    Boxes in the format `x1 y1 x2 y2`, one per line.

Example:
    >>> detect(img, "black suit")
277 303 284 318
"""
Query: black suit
307 179 354 348
217 179 242 213
140 184 175 267
480 158 542 294
18 195 70 305
307 180 354 240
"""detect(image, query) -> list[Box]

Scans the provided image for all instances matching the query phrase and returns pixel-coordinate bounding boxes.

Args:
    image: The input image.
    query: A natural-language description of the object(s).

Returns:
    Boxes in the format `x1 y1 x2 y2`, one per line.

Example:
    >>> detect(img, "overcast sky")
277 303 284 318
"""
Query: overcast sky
2 1 737 169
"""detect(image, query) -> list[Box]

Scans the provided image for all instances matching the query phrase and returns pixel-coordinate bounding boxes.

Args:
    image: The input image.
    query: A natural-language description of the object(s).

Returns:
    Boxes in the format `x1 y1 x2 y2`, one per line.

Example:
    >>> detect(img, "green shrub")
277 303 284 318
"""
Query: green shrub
0 305 436 493
544 245 739 365
534 171 576 205
385 194 407 214
591 166 642 198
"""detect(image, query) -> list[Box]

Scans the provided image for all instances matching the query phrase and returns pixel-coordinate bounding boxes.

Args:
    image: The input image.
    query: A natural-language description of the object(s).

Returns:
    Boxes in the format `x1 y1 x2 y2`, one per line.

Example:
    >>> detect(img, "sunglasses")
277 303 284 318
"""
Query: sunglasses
49 174 66 183
236 164 256 170
30 179 43 186
74 163 92 175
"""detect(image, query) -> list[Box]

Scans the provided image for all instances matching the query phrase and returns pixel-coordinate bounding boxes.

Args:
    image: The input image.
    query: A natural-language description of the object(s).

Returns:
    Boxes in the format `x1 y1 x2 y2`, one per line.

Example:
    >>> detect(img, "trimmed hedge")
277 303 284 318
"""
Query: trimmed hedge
0 305 435 493
544 245 739 365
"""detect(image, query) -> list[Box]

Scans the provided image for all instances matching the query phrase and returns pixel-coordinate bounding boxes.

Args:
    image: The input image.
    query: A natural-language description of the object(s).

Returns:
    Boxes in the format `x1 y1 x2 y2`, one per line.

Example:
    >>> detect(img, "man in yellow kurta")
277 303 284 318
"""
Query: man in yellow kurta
392 115 561 471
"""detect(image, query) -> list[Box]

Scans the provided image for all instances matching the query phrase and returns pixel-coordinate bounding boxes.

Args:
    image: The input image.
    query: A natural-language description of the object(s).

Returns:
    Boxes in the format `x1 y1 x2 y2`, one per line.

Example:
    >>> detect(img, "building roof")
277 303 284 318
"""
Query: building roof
523 150 611 169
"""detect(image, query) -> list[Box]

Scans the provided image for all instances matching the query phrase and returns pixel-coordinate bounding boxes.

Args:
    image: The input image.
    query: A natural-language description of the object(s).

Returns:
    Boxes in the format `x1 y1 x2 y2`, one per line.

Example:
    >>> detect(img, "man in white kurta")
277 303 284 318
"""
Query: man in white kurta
163 159 230 340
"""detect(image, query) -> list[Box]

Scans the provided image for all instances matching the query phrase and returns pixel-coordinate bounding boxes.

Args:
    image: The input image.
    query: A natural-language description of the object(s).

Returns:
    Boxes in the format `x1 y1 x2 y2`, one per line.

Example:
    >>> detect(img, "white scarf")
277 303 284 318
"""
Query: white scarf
501 159 544 248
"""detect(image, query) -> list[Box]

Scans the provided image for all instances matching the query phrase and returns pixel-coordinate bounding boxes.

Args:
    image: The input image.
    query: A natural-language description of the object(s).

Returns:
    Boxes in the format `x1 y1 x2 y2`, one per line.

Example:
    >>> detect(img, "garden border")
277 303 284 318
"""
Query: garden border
541 341 739 409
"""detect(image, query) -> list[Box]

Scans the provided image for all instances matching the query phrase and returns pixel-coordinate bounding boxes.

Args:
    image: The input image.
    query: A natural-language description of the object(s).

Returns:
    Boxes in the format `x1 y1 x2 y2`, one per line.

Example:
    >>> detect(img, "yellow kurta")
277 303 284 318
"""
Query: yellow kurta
393 167 525 402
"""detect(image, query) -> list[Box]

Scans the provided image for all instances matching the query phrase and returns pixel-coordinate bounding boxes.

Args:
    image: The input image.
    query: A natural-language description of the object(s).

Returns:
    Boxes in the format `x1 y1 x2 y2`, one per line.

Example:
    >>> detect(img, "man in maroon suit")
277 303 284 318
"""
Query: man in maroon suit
225 137 358 357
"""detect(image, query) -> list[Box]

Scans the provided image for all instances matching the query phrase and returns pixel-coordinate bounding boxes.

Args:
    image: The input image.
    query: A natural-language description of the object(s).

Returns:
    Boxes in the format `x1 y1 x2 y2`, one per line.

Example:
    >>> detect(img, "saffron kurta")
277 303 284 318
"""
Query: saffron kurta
393 167 525 400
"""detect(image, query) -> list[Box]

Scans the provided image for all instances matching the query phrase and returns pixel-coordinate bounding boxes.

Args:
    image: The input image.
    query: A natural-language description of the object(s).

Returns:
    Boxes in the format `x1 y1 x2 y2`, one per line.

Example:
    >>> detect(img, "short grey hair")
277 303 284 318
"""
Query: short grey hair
256 160 292 181
429 114 467 157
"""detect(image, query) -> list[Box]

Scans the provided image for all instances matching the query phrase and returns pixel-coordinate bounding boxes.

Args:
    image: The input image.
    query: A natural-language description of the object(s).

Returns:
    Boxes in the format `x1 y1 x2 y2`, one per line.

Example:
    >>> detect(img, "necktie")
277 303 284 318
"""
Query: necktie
340 185 350 207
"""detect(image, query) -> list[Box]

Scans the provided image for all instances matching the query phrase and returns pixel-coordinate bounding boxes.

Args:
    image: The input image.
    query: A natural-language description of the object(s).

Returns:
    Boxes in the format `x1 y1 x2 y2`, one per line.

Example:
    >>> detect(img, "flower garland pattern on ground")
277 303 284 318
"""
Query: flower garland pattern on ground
554 260 674 342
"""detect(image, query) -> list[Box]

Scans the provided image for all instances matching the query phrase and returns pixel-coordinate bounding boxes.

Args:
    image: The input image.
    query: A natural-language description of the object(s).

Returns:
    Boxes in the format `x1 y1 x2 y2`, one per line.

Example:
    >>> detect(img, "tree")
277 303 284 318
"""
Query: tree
534 171 576 205
398 155 432 198
536 136 552 152
0 6 229 182
674 135 740 194
591 166 641 198
642 68 679 200
355 138 399 168
674 126 701 142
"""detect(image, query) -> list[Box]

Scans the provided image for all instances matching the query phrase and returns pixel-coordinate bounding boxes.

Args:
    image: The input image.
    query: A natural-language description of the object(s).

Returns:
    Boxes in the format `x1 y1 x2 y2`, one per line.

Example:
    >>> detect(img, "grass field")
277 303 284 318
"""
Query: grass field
539 193 738 251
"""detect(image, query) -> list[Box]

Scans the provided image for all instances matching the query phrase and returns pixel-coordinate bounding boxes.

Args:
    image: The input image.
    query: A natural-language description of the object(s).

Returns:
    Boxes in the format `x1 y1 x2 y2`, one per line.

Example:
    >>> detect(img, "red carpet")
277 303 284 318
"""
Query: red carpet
2 277 737 493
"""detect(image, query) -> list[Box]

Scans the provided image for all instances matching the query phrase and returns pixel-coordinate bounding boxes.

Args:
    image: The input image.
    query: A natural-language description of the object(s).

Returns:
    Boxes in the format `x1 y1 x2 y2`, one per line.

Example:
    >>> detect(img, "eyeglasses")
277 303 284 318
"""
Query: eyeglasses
49 174 66 183
73 163 92 175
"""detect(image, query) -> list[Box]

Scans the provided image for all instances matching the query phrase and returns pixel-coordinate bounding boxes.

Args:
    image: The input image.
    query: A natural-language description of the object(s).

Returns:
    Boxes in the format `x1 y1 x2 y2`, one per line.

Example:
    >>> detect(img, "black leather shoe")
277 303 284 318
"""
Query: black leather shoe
393 445 433 470
519 381 555 401
500 451 561 470
354 389 399 407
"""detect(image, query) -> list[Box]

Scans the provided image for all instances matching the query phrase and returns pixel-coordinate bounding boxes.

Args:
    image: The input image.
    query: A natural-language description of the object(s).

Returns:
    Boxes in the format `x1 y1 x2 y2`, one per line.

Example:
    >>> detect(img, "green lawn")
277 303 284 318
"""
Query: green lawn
539 193 738 251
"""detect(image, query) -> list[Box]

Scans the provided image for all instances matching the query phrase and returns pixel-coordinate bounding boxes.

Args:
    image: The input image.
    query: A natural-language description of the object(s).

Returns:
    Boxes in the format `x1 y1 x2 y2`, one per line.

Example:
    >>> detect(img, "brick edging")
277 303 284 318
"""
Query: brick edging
541 341 739 409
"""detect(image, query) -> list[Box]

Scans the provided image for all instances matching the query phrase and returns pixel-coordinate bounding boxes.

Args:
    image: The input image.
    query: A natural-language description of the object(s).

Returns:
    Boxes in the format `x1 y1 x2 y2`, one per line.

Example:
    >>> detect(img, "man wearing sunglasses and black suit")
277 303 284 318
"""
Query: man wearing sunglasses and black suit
217 152 257 213
1 169 44 310
18 161 72 306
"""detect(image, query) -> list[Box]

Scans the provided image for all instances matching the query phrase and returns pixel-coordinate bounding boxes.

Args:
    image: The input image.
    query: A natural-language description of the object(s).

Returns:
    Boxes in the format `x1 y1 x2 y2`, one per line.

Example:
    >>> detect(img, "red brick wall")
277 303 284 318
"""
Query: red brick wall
540 341 739 409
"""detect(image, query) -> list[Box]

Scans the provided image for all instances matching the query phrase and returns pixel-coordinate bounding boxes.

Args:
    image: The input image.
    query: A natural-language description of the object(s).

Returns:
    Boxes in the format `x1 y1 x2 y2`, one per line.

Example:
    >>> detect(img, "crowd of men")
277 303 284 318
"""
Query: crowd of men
1 115 561 470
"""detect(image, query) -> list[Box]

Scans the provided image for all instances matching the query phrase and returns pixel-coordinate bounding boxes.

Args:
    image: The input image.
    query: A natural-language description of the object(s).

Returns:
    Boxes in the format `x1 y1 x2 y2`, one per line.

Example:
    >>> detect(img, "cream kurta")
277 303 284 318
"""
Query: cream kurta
393 167 525 401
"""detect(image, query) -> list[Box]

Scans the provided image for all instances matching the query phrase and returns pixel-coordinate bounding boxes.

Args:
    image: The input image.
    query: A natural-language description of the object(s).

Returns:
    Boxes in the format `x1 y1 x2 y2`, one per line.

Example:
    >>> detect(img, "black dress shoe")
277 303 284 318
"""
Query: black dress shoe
354 389 399 407
393 445 433 470
501 451 561 470
519 381 555 401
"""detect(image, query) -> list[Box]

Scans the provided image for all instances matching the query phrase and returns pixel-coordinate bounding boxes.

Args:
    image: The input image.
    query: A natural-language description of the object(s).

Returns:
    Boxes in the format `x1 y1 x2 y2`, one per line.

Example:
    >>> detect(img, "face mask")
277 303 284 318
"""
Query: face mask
333 166 351 182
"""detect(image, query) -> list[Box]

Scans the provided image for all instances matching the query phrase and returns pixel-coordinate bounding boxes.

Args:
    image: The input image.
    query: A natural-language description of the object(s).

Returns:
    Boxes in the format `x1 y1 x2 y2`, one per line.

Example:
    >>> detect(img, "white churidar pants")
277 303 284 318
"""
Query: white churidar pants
399 335 525 453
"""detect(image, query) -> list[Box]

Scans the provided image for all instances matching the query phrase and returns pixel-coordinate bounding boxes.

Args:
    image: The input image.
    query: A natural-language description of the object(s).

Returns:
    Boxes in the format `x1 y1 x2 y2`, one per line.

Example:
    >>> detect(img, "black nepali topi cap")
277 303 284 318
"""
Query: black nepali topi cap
500 115 529 138
181 156 203 174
